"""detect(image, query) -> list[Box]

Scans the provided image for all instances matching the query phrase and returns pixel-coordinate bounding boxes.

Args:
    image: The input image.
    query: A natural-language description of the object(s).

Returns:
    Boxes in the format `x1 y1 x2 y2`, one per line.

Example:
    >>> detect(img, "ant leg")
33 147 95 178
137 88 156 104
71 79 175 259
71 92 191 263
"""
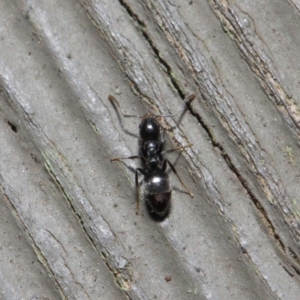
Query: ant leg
161 143 193 155
112 157 144 214
111 155 140 162
162 159 194 198
135 168 145 215
160 128 166 143
111 155 144 214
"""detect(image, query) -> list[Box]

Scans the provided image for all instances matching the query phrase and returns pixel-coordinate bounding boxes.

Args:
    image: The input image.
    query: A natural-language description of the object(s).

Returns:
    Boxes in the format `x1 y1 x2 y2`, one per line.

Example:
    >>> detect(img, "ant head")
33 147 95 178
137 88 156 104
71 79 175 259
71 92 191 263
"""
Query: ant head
139 117 160 140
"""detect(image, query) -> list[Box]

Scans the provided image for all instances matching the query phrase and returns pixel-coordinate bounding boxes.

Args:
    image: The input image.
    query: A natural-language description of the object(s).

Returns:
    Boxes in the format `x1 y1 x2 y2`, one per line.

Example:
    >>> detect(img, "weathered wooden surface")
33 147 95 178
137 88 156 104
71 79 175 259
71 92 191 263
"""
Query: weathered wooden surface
0 0 300 299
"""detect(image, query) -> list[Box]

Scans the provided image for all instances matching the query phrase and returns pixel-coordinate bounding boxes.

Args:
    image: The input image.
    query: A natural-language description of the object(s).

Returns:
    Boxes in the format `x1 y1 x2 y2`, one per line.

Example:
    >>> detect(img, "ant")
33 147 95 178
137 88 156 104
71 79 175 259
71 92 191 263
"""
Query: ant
108 94 195 218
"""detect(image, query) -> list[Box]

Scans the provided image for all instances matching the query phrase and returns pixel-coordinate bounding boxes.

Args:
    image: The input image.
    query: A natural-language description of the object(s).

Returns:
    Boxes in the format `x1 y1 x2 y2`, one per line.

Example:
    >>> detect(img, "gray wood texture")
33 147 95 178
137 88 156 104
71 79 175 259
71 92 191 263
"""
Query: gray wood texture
0 0 300 299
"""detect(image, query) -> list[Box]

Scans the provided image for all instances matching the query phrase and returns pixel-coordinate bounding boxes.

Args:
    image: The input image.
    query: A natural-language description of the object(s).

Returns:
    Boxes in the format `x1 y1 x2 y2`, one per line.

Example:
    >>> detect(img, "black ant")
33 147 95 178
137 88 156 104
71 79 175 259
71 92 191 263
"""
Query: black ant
108 94 195 218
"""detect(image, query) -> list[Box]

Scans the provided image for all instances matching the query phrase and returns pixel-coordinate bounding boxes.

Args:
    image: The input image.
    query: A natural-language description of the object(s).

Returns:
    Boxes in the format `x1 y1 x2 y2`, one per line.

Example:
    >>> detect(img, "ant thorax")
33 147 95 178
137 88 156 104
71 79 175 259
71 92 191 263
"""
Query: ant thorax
140 140 161 169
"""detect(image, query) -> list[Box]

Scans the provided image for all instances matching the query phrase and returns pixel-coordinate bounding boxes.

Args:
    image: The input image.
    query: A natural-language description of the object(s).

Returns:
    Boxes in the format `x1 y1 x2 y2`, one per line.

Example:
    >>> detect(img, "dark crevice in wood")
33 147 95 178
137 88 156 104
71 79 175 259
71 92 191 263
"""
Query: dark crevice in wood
118 0 186 99
6 120 18 132
283 265 295 277
288 247 300 271
291 264 300 276
188 106 291 259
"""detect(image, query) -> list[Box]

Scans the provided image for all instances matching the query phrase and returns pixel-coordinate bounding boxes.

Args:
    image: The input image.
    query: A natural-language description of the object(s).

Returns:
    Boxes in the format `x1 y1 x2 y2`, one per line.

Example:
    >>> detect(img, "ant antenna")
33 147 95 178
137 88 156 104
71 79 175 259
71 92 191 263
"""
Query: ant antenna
154 94 196 119
109 94 195 120
108 95 142 119
108 95 140 138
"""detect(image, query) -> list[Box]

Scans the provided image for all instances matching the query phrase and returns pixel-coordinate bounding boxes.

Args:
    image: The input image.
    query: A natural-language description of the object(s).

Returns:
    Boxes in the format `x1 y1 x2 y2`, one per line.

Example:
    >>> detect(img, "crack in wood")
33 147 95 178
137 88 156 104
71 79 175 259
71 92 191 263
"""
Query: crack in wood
0 185 68 300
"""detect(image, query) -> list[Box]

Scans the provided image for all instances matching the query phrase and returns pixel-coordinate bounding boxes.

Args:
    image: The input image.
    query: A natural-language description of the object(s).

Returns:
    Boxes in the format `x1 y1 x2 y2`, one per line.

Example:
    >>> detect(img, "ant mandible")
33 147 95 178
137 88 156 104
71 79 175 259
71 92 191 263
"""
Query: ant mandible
108 94 195 218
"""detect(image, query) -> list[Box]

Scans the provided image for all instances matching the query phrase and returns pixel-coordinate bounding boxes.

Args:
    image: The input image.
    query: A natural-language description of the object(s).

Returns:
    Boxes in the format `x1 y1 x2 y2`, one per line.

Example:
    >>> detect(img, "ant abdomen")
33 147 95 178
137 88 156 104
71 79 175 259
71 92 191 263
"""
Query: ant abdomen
144 173 171 217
